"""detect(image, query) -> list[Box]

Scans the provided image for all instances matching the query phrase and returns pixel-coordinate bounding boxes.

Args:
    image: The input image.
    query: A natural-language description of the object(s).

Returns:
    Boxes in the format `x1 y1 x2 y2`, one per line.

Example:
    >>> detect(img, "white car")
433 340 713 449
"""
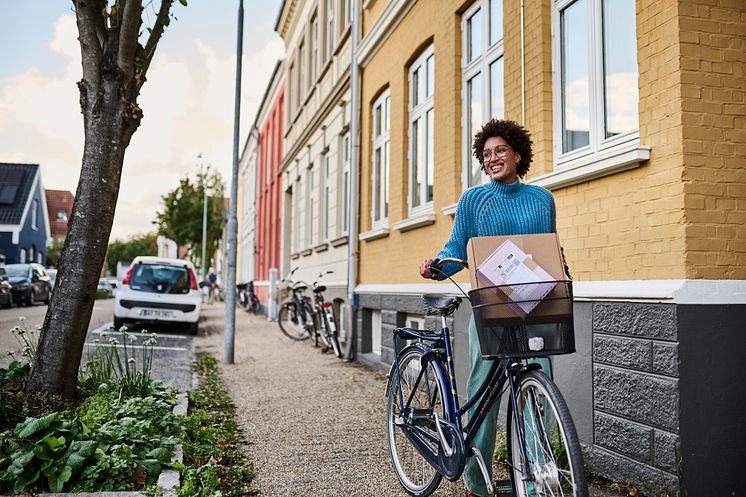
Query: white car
114 256 201 334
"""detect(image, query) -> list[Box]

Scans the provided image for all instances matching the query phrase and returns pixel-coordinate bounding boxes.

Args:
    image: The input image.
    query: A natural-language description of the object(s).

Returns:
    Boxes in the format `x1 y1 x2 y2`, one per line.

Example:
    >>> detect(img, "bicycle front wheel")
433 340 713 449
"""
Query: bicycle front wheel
278 301 309 341
386 346 446 497
508 370 588 497
324 309 342 358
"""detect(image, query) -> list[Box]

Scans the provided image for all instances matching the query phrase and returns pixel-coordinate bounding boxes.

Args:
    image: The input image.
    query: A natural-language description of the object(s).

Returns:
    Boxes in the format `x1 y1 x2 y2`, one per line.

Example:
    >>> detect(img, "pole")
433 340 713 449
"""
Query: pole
224 0 244 364
200 157 208 285
344 0 360 362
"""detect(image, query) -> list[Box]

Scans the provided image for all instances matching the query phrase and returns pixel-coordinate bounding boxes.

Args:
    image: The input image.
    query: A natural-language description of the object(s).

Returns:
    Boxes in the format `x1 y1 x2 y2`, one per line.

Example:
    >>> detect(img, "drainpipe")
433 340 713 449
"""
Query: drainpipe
520 0 525 125
344 0 361 362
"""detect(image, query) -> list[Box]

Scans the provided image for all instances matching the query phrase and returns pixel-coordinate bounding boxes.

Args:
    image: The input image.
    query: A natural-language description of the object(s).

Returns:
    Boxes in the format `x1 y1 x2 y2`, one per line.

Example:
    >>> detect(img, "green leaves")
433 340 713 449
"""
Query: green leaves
179 0 188 5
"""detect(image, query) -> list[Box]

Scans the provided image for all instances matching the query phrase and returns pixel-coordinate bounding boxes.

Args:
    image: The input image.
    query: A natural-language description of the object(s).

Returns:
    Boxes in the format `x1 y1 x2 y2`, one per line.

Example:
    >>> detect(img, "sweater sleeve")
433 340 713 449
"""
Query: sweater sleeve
433 189 475 279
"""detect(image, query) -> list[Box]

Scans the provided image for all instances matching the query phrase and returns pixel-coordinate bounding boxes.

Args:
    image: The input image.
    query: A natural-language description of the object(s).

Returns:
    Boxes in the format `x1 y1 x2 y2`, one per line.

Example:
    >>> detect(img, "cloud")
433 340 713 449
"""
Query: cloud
0 11 285 240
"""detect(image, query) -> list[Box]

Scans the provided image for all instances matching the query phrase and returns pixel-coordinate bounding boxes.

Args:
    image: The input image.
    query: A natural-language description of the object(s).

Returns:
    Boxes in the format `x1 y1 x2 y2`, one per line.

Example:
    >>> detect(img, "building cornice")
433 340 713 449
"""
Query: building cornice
357 0 417 68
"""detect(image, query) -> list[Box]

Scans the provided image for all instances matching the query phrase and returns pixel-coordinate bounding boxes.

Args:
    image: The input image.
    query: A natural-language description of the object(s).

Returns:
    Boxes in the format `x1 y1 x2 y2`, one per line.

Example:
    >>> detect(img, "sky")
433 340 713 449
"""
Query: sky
0 0 285 241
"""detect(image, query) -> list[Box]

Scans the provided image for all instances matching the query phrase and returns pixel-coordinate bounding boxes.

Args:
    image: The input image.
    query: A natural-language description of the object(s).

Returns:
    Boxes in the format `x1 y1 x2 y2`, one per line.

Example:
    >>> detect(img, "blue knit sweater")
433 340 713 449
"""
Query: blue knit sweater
436 179 556 278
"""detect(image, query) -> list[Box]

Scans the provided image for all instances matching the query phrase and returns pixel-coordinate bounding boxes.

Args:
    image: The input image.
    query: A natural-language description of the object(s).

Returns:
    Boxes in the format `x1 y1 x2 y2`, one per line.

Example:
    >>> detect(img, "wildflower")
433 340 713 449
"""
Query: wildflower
128 358 136 364
109 338 119 346
101 331 108 337
94 338 100 343
15 328 25 336
18 316 26 322
128 335 137 343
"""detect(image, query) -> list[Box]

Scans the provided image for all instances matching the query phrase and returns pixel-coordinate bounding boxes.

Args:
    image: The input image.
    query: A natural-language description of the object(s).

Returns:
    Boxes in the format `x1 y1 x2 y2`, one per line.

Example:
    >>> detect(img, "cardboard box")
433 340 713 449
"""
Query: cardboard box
466 233 571 323
476 239 556 315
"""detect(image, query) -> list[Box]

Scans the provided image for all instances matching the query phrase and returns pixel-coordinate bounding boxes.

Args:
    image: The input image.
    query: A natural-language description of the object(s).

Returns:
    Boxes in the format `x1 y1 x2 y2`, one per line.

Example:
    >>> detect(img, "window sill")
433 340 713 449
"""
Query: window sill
359 226 389 241
529 142 651 191
441 203 457 217
330 235 348 247
392 210 436 232
313 242 329 253
300 248 313 257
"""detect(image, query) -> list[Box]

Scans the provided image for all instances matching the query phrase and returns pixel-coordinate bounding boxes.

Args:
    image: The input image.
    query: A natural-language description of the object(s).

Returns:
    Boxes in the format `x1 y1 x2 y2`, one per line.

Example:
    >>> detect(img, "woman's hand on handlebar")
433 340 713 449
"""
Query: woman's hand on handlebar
419 258 437 279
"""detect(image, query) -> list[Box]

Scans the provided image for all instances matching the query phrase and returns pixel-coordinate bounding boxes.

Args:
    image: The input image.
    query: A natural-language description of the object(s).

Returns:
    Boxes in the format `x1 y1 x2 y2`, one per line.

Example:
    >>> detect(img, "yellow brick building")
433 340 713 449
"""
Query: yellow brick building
352 0 745 494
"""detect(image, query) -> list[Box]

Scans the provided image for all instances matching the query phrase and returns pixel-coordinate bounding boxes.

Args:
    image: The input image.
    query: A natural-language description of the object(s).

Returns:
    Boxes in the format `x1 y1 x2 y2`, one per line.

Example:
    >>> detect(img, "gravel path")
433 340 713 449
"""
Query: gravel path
195 304 624 497
196 304 466 497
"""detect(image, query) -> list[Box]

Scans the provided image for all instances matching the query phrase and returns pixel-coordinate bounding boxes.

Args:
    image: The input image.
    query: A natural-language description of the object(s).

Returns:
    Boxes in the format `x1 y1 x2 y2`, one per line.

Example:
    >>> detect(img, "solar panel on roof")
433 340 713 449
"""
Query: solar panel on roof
0 185 18 204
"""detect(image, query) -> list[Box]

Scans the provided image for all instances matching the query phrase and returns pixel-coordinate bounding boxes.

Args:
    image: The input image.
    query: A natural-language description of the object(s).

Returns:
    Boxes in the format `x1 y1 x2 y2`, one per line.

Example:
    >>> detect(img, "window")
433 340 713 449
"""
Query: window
322 153 331 241
408 46 435 212
462 0 504 189
298 41 306 103
289 60 297 117
310 13 319 85
371 90 390 227
37 252 42 264
294 178 302 252
340 132 351 234
20 248 26 264
371 309 382 356
325 0 334 62
344 0 352 28
307 165 316 247
553 0 640 159
56 209 68 221
31 199 38 230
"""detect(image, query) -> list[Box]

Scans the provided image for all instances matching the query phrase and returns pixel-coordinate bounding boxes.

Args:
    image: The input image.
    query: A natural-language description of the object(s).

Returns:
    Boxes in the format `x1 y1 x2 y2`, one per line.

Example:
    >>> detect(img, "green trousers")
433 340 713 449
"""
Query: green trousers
462 318 551 497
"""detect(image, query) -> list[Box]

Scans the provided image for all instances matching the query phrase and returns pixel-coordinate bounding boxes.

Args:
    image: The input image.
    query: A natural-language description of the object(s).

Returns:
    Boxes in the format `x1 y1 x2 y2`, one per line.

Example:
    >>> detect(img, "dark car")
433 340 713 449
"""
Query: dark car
0 267 12 308
5 263 52 306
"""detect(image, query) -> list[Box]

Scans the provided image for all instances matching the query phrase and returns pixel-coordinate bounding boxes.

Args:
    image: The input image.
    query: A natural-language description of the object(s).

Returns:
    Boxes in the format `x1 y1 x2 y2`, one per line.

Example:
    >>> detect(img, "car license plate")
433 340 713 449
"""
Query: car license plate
139 309 174 319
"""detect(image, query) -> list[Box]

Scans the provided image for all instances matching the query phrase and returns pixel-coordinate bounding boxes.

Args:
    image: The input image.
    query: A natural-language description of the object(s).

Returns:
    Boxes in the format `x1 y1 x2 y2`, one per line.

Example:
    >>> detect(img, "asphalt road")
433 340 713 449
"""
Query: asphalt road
0 297 194 390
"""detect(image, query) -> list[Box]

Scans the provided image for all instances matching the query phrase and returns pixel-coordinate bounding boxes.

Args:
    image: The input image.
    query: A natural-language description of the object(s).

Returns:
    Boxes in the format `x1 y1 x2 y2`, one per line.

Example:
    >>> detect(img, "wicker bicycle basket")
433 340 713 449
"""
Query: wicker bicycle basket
468 280 575 360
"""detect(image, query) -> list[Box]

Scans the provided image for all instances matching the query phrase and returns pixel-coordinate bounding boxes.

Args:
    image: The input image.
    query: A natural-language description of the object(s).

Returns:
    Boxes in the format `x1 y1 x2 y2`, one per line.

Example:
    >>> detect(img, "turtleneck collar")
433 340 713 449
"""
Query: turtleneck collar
486 178 523 196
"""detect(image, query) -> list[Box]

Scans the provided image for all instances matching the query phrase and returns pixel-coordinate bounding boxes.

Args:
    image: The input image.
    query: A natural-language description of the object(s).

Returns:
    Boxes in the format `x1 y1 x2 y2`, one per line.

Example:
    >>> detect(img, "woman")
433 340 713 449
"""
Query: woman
419 119 556 497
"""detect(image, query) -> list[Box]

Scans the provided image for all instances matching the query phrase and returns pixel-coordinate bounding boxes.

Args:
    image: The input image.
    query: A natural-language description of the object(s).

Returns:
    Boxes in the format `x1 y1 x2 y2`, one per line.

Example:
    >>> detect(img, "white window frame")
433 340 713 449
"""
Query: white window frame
310 13 319 85
307 165 316 248
408 45 435 215
371 90 390 229
288 60 297 118
339 131 351 235
371 309 382 356
543 0 649 190
325 0 334 62
57 209 67 220
298 40 306 104
294 177 302 253
461 0 505 192
322 153 331 241
20 248 26 264
31 199 38 230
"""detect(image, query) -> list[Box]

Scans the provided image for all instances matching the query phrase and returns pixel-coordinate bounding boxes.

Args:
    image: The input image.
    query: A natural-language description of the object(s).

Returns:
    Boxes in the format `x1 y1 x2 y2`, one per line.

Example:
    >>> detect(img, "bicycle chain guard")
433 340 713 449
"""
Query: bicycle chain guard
436 418 466 481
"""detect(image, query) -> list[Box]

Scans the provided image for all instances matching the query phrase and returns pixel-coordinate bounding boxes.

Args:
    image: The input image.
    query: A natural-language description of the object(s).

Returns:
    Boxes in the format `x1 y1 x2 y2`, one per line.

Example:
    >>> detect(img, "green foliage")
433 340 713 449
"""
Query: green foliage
154 168 225 271
46 238 65 267
177 355 256 497
81 327 160 399
494 430 508 462
106 232 158 275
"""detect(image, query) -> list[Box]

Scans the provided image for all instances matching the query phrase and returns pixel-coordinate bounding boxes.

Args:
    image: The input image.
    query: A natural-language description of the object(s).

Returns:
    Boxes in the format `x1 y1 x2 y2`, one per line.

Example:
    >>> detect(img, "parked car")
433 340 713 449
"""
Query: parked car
4 263 52 306
0 267 13 308
107 279 120 296
47 268 57 289
114 256 201 334
97 278 113 297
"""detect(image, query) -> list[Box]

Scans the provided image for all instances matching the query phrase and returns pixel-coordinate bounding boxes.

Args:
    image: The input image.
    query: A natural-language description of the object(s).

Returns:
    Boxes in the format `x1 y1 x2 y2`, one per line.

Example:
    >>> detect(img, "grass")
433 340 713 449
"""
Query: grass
177 355 256 497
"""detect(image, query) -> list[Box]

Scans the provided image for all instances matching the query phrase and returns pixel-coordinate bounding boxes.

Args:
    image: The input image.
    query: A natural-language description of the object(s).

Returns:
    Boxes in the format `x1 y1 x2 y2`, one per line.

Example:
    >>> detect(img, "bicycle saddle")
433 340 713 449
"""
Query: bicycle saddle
293 284 308 292
422 294 462 316
313 285 326 293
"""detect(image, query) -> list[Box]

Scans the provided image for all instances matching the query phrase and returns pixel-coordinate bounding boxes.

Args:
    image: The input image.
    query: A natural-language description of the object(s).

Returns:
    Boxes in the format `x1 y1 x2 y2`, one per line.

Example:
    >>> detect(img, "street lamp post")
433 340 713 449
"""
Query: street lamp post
201 163 208 285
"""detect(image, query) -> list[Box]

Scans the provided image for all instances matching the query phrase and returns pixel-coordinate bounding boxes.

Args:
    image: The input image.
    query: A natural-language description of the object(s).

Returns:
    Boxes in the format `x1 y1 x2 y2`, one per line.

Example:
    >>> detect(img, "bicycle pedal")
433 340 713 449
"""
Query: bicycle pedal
493 480 514 497
321 346 331 354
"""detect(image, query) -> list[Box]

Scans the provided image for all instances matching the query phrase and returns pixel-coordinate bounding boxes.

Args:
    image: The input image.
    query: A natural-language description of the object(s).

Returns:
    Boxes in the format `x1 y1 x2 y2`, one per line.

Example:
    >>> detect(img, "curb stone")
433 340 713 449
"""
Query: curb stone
1 393 189 497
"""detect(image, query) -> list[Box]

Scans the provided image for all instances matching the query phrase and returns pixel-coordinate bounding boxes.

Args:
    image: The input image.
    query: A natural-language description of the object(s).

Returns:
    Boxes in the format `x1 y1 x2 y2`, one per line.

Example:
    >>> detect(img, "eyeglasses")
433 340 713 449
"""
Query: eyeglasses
482 146 512 161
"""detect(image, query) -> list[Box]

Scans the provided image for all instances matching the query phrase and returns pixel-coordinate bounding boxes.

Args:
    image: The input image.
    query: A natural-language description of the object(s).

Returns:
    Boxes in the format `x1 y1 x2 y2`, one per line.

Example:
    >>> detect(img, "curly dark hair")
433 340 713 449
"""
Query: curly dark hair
472 119 533 178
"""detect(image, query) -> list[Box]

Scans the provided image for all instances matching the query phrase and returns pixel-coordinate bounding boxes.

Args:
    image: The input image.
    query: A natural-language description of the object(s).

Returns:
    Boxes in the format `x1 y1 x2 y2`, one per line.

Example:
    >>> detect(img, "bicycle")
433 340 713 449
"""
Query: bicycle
277 267 317 342
309 271 342 358
237 281 261 313
386 257 587 497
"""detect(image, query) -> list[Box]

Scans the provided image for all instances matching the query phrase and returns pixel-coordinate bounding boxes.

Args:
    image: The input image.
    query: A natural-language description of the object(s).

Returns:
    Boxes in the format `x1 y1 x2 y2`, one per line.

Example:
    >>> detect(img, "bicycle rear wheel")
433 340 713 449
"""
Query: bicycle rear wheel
278 301 309 341
323 308 342 358
507 370 588 497
386 346 446 497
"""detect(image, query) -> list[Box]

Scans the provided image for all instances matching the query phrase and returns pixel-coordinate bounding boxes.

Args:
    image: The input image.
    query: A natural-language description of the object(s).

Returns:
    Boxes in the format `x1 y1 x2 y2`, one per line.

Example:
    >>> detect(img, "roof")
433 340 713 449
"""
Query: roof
0 163 40 225
45 189 75 239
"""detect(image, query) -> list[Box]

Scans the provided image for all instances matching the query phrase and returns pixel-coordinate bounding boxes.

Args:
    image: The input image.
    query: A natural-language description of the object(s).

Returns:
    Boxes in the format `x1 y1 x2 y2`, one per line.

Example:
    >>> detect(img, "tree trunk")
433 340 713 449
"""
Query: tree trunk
25 56 140 400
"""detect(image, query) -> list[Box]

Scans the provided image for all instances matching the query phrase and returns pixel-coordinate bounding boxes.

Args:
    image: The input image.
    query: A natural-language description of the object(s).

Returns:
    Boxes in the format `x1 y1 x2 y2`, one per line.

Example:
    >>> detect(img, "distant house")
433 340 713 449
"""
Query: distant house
0 164 51 265
45 189 74 241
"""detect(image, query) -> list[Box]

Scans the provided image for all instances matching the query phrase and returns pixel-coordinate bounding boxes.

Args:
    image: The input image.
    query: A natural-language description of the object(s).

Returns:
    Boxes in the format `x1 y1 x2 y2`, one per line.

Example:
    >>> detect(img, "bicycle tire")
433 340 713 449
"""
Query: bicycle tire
507 370 588 497
325 310 342 358
303 301 319 346
278 301 309 341
386 346 446 496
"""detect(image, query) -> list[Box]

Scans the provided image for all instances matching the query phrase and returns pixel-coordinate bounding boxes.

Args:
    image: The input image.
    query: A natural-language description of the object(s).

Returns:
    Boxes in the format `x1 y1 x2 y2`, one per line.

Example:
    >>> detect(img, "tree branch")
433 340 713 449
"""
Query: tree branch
118 0 143 80
72 0 103 91
139 0 174 86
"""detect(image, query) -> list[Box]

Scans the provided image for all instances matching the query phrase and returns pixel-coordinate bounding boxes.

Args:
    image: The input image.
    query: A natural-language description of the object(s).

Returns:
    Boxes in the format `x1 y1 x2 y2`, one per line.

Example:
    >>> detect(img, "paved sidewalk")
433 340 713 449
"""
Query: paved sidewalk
195 304 466 497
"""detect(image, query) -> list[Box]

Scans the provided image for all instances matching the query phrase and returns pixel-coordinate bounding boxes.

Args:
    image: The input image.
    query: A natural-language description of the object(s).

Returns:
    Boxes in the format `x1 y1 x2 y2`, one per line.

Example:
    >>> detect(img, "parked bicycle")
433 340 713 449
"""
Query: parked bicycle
277 267 317 342
237 281 261 313
309 271 342 358
386 257 587 497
